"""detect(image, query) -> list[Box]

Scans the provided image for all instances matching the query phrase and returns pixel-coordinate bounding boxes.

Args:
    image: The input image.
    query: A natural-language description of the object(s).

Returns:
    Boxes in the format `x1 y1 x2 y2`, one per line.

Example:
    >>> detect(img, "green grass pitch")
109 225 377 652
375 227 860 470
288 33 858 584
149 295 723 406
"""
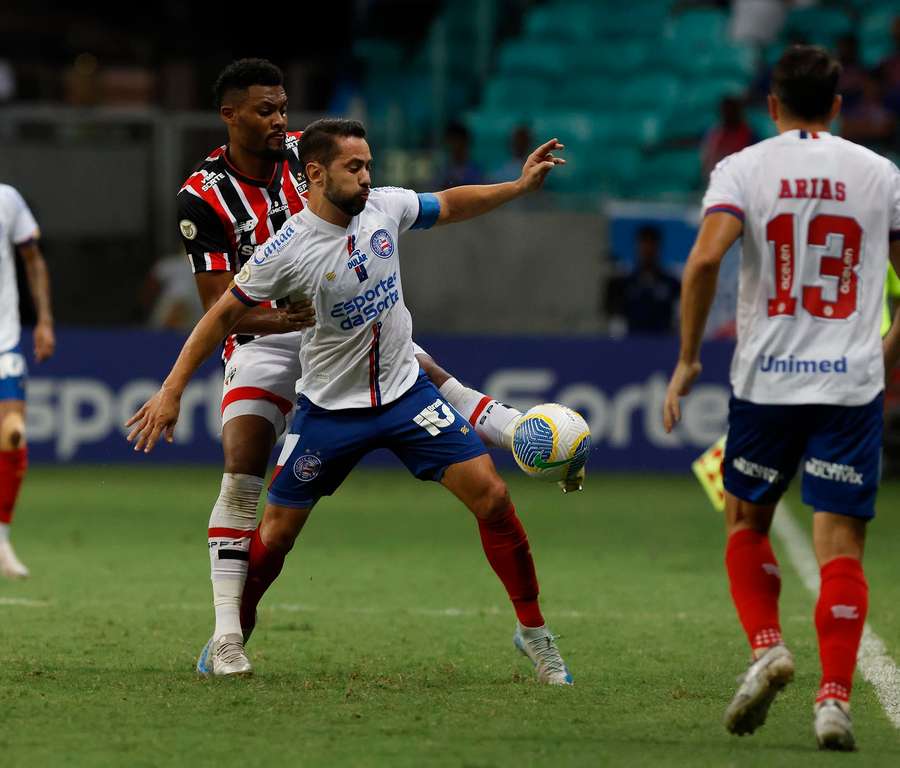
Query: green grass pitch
2 466 900 767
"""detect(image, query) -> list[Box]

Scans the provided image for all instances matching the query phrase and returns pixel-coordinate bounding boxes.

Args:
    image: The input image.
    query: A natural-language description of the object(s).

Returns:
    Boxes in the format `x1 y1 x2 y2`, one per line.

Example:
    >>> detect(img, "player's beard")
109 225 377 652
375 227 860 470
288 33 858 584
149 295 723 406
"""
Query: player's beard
325 182 369 217
260 146 289 163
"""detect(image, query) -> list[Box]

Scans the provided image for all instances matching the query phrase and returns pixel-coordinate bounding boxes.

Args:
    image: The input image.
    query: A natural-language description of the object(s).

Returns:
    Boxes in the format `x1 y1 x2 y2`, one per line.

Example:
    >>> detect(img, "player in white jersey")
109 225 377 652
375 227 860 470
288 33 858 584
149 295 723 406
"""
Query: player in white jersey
663 46 900 751
182 60 555 680
0 184 55 579
128 119 573 686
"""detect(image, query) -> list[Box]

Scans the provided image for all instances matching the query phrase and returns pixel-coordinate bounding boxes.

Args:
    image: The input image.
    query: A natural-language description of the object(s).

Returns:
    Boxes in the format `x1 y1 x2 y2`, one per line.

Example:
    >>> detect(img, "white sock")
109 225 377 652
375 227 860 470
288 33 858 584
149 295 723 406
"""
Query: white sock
438 377 522 450
208 473 263 640
0 522 9 542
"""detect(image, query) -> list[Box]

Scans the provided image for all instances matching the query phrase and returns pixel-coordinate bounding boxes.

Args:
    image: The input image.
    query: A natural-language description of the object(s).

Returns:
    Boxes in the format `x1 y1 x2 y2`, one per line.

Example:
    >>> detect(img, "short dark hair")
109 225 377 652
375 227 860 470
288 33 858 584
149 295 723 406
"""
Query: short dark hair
298 118 367 167
771 45 841 122
213 58 283 108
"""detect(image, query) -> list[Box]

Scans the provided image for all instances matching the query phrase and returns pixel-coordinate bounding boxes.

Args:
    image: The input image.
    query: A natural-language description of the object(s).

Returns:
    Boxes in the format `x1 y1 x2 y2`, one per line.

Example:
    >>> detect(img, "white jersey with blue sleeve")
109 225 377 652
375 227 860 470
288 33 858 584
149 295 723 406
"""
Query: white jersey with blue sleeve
702 130 900 406
232 186 440 409
0 184 40 351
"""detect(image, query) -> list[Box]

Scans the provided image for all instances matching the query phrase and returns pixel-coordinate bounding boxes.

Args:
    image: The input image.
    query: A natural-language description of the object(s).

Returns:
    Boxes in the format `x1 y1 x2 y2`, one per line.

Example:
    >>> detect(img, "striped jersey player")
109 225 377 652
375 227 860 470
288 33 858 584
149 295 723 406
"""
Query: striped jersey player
664 45 900 751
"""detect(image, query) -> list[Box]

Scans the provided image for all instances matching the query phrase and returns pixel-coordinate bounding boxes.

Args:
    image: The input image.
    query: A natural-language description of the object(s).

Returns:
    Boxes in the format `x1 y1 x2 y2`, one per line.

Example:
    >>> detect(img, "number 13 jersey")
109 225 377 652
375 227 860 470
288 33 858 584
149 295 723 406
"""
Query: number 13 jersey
703 129 900 405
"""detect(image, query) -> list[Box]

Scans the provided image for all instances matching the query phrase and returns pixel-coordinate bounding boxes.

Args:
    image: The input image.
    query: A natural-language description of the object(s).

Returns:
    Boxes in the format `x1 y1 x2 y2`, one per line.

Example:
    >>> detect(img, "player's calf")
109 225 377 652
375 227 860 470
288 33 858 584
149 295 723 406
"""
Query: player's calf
207 473 263 641
0 405 29 580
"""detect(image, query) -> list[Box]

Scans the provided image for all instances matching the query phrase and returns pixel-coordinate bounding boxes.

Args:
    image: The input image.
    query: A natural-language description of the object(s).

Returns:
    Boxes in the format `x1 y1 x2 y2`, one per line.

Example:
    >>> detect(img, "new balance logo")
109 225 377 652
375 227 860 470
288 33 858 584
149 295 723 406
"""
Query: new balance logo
831 605 860 620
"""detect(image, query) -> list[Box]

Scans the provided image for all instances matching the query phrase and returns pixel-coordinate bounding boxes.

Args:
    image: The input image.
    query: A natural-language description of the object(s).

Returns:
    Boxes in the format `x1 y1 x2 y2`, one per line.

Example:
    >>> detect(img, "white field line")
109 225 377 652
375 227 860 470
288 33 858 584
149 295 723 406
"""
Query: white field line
773 501 900 729
0 597 50 607
158 602 591 620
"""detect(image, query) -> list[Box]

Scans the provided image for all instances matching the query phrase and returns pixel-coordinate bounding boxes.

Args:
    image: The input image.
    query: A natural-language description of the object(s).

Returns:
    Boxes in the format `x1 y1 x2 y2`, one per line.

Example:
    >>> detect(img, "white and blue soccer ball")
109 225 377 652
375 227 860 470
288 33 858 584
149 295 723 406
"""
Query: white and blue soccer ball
512 403 591 482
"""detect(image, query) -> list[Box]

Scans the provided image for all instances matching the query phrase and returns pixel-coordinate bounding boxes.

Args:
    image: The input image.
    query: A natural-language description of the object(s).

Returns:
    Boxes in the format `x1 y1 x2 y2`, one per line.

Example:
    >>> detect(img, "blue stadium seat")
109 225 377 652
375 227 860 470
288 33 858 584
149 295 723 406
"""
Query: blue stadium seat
496 40 569 79
524 5 597 44
783 6 853 49
638 149 702 198
617 74 680 111
482 76 550 111
665 9 729 50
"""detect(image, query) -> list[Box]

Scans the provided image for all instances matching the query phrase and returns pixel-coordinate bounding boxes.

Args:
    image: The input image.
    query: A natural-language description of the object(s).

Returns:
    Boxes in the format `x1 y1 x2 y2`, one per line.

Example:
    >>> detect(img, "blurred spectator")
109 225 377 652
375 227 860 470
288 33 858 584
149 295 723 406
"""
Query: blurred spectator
841 76 896 152
835 34 867 115
605 225 681 336
489 125 532 182
434 121 484 188
729 0 786 46
701 96 757 178
140 254 204 331
876 17 900 118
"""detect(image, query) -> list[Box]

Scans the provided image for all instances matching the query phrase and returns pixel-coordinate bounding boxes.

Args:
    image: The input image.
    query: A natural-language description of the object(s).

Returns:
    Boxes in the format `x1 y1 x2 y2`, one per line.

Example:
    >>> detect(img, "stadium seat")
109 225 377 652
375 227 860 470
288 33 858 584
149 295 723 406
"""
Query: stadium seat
464 110 527 169
665 9 729 50
482 76 550 111
524 5 597 44
576 43 652 77
546 77 621 111
685 77 748 112
617 74 680 111
639 149 702 197
783 6 853 49
496 40 569 79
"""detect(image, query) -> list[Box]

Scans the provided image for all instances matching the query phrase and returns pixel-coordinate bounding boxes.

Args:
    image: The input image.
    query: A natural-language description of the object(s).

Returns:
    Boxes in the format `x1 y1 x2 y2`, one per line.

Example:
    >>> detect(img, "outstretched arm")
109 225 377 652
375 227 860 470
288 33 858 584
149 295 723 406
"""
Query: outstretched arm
433 138 565 225
663 212 743 433
125 289 254 452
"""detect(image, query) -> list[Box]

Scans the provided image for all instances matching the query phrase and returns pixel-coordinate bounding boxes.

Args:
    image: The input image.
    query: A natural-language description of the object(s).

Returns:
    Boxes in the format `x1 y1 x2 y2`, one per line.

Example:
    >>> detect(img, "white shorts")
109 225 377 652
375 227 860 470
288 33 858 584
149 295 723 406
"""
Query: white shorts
221 333 302 436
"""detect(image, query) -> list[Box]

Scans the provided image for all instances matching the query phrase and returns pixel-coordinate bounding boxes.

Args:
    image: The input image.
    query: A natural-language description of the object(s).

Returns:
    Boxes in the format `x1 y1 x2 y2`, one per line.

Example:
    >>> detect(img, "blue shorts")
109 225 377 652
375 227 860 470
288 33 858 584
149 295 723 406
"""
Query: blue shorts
268 371 487 509
0 344 27 402
723 393 883 520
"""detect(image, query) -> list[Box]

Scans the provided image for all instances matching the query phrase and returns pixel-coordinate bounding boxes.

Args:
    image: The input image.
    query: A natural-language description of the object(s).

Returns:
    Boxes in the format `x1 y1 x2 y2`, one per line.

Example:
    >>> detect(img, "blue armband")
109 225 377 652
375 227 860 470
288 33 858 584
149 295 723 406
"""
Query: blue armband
411 193 440 230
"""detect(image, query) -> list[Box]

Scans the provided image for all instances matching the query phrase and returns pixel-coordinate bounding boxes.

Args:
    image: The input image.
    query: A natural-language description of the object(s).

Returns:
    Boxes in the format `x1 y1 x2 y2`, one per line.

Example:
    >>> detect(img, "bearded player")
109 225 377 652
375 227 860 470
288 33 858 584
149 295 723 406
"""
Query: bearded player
132 118 573 686
178 60 570 677
664 45 900 750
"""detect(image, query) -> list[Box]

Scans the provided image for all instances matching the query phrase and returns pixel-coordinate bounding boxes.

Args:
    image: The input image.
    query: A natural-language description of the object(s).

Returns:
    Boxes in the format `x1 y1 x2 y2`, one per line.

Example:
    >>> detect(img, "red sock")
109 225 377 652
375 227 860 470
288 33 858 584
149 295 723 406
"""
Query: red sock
0 447 27 525
240 526 287 634
477 505 544 628
815 556 868 703
725 529 783 651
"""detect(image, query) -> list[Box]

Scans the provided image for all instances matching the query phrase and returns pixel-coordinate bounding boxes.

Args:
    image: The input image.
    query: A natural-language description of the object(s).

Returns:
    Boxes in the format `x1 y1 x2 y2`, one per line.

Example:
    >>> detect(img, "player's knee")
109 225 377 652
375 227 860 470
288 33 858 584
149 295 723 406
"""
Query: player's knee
260 506 307 554
473 477 511 522
0 410 25 451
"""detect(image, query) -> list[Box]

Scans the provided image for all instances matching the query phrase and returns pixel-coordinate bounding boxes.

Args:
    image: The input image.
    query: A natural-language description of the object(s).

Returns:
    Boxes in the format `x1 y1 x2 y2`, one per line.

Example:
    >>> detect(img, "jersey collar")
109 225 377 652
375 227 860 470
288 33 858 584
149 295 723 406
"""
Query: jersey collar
786 129 831 140
300 205 354 237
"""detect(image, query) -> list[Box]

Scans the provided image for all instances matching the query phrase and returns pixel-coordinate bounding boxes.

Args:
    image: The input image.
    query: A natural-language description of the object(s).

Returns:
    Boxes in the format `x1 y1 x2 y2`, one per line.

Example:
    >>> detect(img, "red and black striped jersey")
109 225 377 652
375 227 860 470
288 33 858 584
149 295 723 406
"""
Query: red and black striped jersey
177 130 307 274
177 130 307 362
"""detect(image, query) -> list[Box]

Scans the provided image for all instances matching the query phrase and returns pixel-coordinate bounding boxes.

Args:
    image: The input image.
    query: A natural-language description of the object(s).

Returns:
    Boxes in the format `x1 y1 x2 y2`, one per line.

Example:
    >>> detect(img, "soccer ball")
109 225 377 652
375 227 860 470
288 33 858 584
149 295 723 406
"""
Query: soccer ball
512 403 592 482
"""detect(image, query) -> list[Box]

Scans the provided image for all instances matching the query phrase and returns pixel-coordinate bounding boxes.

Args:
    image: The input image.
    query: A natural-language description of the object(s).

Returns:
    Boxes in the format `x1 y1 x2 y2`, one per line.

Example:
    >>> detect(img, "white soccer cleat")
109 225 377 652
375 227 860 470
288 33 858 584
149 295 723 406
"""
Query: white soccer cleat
513 623 573 685
558 466 585 494
815 698 856 751
0 539 29 579
724 644 795 735
196 633 253 677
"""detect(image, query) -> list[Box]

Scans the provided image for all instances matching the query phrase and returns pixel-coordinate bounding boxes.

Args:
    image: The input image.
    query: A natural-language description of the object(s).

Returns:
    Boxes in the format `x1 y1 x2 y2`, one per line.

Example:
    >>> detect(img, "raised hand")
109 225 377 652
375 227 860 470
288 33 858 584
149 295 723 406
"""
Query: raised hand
518 138 566 193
